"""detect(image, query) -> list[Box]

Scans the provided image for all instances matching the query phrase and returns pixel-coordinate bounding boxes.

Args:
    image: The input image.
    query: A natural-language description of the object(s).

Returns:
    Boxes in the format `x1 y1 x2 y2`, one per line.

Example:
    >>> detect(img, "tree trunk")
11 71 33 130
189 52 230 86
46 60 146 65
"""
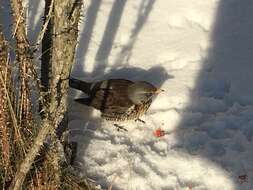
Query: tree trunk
9 0 82 189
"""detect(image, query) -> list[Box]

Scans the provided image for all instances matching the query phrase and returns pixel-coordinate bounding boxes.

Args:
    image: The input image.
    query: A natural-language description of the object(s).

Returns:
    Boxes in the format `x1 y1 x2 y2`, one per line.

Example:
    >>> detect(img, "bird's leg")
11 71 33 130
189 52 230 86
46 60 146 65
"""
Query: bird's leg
135 118 146 124
114 124 128 132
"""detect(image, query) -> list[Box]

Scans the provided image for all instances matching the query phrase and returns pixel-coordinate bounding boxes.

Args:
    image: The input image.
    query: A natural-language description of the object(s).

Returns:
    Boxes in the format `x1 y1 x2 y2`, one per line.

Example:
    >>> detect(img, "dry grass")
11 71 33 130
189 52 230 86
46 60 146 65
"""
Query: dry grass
0 30 98 190
0 0 99 188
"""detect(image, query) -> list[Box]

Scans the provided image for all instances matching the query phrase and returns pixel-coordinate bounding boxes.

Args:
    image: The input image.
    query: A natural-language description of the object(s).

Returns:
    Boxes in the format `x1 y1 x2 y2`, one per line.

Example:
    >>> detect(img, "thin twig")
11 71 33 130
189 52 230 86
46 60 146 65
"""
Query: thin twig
12 6 25 39
9 120 53 190
35 0 55 46
108 174 118 190
0 70 26 152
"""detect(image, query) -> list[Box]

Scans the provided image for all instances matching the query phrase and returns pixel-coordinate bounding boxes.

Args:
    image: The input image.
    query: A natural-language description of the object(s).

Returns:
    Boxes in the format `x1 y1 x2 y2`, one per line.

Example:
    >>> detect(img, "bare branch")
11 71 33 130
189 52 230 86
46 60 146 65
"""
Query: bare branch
35 0 55 46
9 0 83 189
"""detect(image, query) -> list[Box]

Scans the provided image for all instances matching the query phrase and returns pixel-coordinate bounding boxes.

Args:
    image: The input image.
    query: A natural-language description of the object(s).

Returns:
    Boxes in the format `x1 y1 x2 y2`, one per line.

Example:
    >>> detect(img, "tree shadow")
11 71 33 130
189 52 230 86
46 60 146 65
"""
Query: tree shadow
73 0 102 75
114 0 155 66
73 0 155 78
176 0 253 189
93 0 127 75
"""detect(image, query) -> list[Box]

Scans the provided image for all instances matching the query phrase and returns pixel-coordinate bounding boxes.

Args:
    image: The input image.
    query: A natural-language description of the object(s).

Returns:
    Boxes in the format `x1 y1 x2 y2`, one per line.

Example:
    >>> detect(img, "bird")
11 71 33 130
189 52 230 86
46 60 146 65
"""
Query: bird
69 77 164 122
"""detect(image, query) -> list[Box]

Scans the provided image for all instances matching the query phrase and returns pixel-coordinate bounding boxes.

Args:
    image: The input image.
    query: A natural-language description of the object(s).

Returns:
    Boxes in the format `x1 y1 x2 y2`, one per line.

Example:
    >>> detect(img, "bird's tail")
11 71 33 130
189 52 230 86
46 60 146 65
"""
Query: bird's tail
69 77 92 94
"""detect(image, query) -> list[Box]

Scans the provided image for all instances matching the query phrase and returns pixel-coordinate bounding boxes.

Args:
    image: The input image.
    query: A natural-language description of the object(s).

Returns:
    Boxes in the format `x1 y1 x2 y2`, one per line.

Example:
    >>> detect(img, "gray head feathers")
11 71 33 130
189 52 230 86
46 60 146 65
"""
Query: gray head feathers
127 81 158 105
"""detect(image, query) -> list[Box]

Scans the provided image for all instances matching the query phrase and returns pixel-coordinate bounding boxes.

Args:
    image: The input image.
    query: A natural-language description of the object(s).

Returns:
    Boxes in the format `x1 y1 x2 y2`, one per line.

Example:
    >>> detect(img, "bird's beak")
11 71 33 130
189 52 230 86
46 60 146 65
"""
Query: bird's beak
154 89 164 94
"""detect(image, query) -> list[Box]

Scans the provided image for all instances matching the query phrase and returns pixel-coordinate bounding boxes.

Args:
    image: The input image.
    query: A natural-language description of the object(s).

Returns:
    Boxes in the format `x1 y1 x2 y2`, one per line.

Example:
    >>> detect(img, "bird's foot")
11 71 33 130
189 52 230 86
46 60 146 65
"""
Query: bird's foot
114 124 128 132
135 118 146 124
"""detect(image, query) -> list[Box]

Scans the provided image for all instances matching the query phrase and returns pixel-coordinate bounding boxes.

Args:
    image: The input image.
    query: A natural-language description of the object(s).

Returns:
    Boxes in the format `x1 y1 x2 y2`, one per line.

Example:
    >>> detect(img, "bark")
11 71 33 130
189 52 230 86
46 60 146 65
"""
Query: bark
9 0 83 189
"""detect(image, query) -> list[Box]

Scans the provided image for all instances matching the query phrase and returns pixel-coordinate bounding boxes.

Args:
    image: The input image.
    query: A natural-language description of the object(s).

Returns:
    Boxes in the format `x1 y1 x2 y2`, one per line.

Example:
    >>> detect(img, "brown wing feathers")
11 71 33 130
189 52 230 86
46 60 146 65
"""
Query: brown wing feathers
69 78 154 121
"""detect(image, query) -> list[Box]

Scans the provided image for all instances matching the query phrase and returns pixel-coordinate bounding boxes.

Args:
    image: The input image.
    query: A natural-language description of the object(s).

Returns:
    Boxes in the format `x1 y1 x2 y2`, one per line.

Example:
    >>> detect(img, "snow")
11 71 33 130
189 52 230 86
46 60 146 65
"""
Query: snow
2 0 253 189
68 0 253 189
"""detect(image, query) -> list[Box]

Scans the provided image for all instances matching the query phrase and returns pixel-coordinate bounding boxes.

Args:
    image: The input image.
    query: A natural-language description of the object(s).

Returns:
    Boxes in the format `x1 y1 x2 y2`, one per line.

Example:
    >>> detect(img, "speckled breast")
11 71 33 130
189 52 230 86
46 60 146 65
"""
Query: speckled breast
102 99 152 121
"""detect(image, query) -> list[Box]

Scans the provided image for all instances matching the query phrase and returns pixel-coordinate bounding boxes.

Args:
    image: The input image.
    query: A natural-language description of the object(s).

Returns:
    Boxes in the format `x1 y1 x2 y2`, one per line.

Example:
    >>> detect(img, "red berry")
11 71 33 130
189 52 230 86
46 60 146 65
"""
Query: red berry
153 128 165 137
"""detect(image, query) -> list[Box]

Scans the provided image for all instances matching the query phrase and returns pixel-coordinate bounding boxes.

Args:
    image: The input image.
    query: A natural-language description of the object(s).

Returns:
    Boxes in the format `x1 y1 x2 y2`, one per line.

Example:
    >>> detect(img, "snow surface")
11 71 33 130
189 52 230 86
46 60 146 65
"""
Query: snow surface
68 0 253 189
2 0 253 189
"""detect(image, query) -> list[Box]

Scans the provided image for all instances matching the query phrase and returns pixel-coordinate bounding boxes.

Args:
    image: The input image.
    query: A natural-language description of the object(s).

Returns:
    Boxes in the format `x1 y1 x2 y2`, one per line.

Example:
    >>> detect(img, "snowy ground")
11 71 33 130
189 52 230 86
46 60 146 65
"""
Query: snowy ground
68 0 253 189
2 0 253 189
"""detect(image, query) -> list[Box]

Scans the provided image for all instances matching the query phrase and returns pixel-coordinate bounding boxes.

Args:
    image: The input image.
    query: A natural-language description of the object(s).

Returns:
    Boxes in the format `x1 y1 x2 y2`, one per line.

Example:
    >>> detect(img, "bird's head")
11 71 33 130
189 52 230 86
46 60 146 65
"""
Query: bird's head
128 81 164 105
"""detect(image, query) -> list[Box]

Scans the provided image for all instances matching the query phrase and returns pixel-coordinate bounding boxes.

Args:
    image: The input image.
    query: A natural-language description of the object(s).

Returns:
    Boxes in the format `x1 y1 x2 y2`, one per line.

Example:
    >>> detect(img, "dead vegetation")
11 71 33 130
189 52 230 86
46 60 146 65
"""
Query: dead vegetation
0 0 98 189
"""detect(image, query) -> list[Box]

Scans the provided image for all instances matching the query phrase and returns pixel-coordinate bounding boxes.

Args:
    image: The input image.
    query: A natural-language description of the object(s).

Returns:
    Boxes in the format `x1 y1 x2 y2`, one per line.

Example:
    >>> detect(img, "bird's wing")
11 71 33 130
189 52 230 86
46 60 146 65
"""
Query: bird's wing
90 79 134 113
